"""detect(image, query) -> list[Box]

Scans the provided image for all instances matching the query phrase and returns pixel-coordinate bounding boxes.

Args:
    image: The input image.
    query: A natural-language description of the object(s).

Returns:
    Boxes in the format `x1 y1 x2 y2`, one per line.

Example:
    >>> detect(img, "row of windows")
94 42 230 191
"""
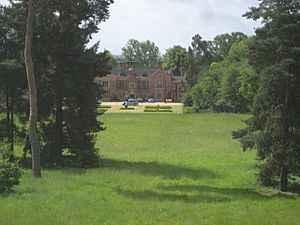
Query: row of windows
103 80 179 90
105 80 165 89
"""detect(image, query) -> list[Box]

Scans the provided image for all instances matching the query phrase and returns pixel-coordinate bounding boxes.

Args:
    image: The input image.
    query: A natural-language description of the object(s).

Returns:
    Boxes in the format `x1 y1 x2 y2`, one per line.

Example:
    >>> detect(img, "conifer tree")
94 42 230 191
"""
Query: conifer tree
233 0 300 192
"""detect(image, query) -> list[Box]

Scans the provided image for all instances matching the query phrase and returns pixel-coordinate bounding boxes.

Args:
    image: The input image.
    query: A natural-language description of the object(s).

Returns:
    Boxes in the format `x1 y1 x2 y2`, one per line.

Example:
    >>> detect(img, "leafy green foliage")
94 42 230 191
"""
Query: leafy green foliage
184 34 215 89
0 162 21 193
163 45 186 75
144 106 173 112
183 91 193 107
121 39 160 66
209 32 247 60
190 37 257 113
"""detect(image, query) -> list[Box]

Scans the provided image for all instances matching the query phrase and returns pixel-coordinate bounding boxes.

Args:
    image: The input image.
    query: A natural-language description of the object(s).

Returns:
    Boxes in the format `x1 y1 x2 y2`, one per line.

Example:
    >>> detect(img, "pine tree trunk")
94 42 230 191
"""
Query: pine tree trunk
280 166 288 192
9 92 14 162
24 0 41 178
54 95 63 164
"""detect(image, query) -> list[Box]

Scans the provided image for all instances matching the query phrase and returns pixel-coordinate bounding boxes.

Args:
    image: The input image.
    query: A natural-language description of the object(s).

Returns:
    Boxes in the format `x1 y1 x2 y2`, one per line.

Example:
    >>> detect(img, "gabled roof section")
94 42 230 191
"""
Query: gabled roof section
110 67 170 77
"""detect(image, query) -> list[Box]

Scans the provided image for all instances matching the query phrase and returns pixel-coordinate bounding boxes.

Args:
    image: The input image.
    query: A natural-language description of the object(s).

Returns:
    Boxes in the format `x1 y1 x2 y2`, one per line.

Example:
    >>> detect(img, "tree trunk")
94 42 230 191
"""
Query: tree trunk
280 166 288 192
24 0 41 178
9 91 14 162
54 95 63 163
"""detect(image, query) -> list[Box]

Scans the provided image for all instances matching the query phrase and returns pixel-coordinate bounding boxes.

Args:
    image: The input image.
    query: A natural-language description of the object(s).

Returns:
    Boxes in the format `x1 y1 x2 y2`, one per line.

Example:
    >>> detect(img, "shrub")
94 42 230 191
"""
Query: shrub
98 105 111 109
144 106 159 110
0 162 22 193
158 109 173 112
159 106 172 110
120 107 135 110
183 106 198 114
183 92 193 107
144 109 157 112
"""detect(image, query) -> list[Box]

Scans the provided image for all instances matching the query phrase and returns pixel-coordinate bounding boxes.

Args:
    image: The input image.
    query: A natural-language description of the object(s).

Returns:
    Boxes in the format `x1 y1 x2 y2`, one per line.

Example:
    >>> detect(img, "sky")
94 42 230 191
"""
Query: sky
0 0 261 55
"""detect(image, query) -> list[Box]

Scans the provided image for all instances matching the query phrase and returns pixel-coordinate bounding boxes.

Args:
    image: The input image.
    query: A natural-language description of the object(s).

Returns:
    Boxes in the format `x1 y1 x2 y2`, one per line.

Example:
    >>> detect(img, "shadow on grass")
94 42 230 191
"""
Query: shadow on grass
158 184 297 200
100 158 217 180
117 189 230 203
117 184 297 204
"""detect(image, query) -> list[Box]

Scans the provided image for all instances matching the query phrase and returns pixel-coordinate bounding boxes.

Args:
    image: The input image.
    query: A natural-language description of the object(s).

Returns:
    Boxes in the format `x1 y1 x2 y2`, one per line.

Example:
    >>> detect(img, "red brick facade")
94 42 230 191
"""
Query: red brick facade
96 64 187 102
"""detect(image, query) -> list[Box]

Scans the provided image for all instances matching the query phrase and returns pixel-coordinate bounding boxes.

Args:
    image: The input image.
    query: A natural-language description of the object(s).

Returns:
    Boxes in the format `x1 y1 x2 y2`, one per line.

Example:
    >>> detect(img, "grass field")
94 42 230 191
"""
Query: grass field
0 113 299 225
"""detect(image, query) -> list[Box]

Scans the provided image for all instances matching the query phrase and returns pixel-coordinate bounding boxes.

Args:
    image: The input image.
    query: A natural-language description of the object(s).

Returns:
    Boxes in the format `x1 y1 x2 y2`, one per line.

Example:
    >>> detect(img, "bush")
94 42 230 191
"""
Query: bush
158 109 173 112
144 109 158 112
98 105 111 109
183 92 193 107
159 106 172 110
120 107 135 110
183 106 198 114
0 162 22 193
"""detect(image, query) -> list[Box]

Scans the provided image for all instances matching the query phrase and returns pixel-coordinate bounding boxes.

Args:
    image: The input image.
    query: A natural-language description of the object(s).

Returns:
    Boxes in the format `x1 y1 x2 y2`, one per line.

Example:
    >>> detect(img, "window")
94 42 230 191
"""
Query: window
129 82 136 88
156 93 162 99
156 79 163 88
140 81 149 89
103 91 110 98
117 80 127 89
117 92 125 99
102 81 109 88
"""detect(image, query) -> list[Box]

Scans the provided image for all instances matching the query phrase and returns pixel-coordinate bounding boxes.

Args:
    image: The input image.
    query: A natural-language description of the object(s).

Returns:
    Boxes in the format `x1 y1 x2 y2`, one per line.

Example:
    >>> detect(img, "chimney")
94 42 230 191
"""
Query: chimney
157 61 163 70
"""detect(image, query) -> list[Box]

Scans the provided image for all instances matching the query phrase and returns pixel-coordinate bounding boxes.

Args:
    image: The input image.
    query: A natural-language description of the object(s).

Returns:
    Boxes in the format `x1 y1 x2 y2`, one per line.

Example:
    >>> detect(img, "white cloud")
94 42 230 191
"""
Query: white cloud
0 0 261 55
94 0 260 54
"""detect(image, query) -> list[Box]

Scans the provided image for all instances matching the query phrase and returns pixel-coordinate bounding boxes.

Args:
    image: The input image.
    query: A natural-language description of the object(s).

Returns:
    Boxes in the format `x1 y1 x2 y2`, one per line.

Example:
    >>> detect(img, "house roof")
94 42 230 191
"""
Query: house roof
110 67 171 77
171 75 186 82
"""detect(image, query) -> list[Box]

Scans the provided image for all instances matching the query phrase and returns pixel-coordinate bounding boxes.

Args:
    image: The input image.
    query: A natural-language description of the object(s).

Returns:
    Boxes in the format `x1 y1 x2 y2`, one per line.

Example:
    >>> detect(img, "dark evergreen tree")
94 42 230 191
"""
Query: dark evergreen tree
233 0 300 192
1 0 114 167
0 5 27 162
31 0 113 167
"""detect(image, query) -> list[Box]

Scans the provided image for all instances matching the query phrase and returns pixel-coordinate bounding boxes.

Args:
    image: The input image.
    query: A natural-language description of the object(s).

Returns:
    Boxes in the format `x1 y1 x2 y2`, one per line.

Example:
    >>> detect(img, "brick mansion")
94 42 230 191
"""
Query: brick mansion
95 62 187 102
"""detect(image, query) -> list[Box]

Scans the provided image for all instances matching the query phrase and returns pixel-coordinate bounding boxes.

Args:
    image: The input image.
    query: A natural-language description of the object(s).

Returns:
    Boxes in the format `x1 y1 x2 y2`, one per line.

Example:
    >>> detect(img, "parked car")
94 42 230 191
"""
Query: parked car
147 98 155 102
127 98 139 106
137 97 144 102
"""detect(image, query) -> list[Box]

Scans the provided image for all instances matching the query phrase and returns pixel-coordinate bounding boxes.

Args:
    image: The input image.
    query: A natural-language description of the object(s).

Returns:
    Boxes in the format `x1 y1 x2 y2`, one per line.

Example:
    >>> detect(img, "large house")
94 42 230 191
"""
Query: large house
95 62 187 102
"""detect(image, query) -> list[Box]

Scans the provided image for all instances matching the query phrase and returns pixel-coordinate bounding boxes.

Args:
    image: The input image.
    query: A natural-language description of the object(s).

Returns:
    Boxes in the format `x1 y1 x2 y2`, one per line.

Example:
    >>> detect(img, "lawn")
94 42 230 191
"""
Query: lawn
0 113 299 225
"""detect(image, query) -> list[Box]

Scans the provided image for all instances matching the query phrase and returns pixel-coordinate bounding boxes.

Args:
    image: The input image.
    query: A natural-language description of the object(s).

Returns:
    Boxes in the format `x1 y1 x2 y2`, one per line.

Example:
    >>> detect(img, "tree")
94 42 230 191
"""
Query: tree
209 32 247 60
2 0 113 168
184 34 215 89
163 45 186 75
191 37 257 113
0 6 27 162
121 39 160 66
31 0 113 167
233 0 300 192
24 0 41 178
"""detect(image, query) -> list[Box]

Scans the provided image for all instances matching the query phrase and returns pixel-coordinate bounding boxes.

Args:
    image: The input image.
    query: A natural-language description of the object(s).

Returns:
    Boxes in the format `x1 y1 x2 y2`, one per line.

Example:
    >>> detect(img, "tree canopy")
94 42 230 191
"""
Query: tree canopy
121 39 160 67
233 0 300 191
163 45 186 75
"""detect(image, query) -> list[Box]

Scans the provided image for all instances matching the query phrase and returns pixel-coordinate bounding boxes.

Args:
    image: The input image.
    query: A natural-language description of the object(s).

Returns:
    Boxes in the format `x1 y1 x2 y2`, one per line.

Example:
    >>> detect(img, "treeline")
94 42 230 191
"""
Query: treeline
0 0 114 168
178 34 257 114
183 0 300 192
117 32 257 114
